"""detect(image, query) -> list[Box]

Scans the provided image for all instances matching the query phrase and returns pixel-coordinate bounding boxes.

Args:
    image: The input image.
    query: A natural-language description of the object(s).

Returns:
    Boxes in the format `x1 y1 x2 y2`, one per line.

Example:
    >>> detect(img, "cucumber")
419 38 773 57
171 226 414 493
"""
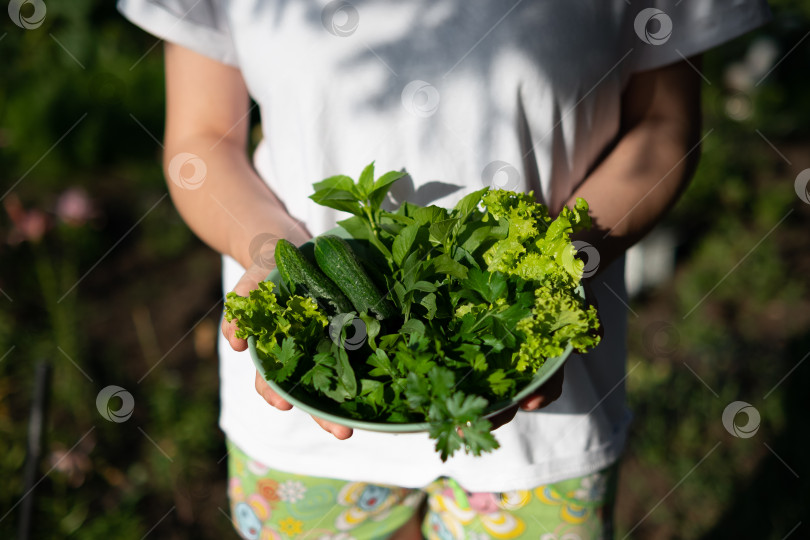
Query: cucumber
274 239 354 315
313 235 397 321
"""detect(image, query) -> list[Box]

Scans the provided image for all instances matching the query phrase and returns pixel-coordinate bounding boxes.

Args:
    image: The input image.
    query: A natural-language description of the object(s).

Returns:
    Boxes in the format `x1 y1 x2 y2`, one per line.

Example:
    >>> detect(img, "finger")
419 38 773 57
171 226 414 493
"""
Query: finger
233 263 273 297
520 367 565 411
254 371 293 410
520 394 545 411
311 415 353 440
222 317 248 352
223 263 272 351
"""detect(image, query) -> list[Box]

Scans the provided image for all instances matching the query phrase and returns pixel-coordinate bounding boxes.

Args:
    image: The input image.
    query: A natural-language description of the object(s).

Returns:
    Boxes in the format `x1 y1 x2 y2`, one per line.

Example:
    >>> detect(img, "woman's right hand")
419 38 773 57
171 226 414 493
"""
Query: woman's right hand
221 258 354 441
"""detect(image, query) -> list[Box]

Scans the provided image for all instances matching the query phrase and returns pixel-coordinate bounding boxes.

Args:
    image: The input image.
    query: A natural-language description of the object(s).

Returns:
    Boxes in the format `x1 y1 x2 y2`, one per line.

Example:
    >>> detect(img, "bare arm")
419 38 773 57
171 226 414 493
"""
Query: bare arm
566 57 703 271
163 43 351 439
163 42 310 269
506 58 704 420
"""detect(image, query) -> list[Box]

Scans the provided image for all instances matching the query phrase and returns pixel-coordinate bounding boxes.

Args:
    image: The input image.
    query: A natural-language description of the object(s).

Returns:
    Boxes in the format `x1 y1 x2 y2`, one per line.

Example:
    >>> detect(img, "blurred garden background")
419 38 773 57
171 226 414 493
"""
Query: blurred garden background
1 1 809 538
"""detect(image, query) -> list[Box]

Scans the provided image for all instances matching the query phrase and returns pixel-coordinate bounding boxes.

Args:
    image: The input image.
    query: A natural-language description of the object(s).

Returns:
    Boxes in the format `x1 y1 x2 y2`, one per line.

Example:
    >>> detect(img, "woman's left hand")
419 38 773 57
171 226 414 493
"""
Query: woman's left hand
485 365 566 431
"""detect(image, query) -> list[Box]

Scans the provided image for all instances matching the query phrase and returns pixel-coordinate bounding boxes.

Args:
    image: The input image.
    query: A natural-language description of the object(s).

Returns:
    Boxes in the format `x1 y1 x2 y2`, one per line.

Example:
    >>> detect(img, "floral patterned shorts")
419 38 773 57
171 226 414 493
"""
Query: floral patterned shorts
226 439 618 540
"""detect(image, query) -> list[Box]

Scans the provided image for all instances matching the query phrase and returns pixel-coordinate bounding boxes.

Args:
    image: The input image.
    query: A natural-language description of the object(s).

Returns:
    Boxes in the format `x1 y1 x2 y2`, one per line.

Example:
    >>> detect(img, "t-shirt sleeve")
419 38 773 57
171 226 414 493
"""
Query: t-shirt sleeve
117 0 238 67
630 0 772 72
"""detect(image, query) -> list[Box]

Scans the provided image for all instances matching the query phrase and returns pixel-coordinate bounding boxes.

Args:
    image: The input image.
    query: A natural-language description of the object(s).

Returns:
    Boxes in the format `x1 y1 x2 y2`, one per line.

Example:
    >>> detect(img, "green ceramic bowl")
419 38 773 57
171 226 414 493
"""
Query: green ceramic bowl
246 227 578 433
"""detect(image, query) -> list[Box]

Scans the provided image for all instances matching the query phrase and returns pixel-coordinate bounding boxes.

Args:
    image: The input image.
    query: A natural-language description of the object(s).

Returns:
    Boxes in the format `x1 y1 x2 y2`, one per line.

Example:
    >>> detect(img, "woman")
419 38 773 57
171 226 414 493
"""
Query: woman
119 1 770 538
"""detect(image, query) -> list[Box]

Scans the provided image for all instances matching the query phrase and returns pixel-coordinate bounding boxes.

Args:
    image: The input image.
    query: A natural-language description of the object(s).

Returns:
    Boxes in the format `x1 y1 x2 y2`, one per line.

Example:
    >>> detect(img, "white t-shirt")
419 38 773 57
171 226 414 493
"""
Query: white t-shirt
119 0 770 491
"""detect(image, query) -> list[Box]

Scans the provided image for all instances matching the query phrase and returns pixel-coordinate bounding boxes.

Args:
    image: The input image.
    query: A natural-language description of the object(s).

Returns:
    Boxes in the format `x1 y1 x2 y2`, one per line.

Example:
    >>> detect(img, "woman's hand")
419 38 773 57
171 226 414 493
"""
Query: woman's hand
252 370 354 440
221 262 272 352
486 366 566 431
221 259 354 441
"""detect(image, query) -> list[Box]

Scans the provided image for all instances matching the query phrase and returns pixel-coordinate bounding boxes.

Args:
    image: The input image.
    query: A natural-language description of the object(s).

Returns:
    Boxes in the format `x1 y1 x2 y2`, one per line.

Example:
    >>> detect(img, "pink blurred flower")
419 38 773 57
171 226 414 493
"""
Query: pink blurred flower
49 435 95 488
3 193 49 245
55 187 97 227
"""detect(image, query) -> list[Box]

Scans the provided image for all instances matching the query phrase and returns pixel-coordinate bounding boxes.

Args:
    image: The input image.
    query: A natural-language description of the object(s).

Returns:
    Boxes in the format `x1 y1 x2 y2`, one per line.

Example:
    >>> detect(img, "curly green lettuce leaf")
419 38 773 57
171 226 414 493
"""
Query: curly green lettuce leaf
479 191 600 372
224 281 328 374
481 189 551 243
534 198 593 281
515 281 601 372
484 191 592 282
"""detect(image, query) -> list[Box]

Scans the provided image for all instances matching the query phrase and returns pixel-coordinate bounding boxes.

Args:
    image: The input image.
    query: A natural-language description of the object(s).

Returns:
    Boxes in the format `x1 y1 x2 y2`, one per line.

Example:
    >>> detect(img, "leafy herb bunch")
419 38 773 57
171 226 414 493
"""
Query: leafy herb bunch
225 163 601 460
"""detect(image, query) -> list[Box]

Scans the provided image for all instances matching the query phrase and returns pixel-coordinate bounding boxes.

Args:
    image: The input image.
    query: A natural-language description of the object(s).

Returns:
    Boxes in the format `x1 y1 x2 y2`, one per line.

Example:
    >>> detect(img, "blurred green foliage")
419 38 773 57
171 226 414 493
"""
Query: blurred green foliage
1 1 808 538
1 1 231 537
616 3 810 536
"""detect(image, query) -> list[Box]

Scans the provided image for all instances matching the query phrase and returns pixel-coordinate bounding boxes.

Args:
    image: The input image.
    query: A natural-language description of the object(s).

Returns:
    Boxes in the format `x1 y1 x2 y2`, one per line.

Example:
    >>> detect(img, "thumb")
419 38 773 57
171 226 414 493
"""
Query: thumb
233 263 273 297
222 263 272 351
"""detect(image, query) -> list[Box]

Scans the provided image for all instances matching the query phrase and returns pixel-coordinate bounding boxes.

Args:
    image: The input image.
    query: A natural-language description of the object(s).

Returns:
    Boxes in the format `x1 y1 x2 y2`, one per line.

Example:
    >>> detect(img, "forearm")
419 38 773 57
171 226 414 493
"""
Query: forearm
565 59 703 271
566 118 701 269
162 135 309 269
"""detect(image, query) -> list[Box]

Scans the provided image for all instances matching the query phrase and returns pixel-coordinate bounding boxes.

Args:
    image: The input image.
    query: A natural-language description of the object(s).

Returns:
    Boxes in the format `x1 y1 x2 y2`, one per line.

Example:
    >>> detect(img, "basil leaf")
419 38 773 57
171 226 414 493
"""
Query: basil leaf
369 170 407 209
357 162 375 199
392 224 420 267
